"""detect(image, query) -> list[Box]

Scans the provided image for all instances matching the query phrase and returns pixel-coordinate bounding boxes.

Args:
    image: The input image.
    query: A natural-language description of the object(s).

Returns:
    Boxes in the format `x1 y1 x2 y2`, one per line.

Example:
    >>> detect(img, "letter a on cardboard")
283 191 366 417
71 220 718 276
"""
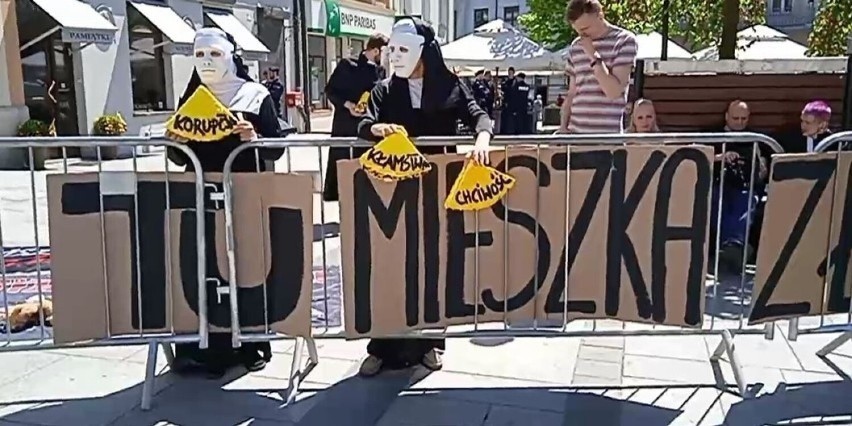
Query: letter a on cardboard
165 86 239 142
445 160 516 211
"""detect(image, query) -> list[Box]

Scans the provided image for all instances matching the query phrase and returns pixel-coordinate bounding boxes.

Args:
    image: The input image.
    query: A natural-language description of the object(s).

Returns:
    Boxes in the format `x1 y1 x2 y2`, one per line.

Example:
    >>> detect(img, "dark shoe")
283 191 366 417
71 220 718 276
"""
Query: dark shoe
359 355 383 377
719 243 744 274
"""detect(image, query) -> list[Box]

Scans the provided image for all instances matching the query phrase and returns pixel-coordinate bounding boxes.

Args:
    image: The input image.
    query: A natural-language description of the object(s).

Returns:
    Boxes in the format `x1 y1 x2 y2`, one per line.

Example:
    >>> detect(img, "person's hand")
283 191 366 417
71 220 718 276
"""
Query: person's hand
370 123 405 137
232 113 257 142
344 101 365 117
467 131 491 165
554 127 569 135
165 129 189 143
580 37 596 58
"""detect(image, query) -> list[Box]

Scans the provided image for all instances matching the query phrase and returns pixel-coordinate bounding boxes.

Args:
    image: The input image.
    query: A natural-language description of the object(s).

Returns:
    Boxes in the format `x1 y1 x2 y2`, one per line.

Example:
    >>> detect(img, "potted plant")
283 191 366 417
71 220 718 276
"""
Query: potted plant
16 119 54 170
90 112 128 160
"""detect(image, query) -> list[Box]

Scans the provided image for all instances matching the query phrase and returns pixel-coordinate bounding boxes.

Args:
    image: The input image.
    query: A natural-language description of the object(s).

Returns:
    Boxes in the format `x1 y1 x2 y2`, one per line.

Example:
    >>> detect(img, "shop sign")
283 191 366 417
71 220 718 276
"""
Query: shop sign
61 29 115 45
323 0 393 37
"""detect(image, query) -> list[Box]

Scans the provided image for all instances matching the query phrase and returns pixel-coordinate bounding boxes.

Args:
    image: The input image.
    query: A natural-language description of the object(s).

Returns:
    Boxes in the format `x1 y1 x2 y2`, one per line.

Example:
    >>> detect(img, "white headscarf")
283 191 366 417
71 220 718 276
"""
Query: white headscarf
193 28 245 105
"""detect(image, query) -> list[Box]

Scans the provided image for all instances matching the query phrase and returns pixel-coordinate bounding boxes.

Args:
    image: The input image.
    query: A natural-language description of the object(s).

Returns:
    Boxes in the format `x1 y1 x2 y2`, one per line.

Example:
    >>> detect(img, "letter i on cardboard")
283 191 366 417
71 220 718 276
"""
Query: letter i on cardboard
165 86 239 142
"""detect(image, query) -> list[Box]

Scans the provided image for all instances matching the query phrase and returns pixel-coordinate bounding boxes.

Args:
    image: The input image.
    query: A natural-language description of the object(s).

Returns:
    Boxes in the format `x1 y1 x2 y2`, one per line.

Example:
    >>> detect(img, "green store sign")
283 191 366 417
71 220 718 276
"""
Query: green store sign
322 0 392 38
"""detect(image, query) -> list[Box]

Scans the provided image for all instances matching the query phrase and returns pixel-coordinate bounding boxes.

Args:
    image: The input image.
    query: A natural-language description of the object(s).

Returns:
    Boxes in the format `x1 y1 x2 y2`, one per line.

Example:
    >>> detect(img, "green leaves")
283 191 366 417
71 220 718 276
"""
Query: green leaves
519 0 766 52
808 0 852 57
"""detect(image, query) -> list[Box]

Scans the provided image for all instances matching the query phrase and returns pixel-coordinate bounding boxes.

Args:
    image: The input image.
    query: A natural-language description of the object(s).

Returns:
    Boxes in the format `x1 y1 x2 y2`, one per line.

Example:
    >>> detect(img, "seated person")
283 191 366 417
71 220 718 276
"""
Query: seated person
706 100 766 274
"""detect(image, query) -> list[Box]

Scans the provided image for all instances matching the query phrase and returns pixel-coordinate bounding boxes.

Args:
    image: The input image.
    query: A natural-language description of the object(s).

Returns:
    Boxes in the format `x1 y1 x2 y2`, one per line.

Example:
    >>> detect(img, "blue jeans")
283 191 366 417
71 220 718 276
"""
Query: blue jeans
710 184 755 247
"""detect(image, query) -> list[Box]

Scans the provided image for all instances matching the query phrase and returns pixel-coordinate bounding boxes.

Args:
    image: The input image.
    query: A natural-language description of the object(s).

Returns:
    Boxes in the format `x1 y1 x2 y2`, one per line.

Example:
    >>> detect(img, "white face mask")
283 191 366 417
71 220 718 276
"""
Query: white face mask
193 28 236 85
193 47 231 85
388 22 425 78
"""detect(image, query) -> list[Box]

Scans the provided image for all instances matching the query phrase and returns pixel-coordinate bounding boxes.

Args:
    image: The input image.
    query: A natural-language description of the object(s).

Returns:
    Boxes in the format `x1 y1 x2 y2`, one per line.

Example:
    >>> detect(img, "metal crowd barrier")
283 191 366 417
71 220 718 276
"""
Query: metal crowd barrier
786 130 852 358
0 136 208 410
221 132 784 402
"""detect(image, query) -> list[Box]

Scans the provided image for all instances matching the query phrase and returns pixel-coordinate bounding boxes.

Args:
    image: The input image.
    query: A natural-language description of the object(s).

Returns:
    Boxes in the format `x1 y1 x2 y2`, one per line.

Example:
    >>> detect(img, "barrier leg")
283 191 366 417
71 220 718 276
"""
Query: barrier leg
161 342 175 367
141 341 160 411
710 329 749 398
284 336 319 405
787 318 799 341
816 331 852 357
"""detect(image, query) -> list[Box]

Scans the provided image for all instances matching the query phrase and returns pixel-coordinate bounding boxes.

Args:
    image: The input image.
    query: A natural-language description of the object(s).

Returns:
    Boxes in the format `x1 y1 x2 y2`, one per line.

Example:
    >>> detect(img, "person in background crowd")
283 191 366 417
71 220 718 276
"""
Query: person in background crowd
500 67 517 134
261 70 269 84
263 67 285 117
483 70 496 118
511 72 533 134
532 94 544 131
707 100 766 274
356 17 492 377
559 0 638 134
166 27 284 378
322 32 388 202
626 98 659 133
797 100 834 152
471 69 493 117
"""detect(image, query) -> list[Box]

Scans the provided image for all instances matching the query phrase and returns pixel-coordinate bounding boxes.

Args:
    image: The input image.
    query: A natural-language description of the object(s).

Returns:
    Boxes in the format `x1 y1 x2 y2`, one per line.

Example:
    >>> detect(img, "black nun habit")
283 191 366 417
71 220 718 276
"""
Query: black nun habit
356 17 492 371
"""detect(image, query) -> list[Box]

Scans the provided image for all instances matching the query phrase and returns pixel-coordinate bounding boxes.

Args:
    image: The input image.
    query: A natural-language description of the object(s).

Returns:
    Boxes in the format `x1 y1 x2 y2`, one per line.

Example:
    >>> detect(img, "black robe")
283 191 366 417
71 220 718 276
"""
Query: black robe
354 74 491 368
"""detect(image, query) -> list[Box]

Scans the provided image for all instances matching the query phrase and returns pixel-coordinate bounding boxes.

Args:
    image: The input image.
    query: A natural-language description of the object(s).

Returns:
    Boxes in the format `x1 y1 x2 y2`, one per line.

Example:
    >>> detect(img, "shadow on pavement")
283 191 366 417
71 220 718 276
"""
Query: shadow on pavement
2 369 851 426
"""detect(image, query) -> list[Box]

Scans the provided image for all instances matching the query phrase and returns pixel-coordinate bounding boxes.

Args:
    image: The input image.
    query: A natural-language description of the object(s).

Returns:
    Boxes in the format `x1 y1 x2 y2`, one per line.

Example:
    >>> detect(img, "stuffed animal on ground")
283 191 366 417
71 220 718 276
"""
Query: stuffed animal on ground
0 295 53 333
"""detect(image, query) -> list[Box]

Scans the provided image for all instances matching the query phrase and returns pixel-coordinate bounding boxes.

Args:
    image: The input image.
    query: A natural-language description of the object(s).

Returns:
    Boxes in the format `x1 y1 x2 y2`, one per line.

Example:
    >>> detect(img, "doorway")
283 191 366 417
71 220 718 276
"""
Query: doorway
20 38 80 136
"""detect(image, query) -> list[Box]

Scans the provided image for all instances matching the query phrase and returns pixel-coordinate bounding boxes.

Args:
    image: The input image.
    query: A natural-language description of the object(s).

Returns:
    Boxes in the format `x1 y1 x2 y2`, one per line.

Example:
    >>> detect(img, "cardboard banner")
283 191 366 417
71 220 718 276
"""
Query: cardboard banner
338 146 714 338
749 153 852 324
47 172 314 344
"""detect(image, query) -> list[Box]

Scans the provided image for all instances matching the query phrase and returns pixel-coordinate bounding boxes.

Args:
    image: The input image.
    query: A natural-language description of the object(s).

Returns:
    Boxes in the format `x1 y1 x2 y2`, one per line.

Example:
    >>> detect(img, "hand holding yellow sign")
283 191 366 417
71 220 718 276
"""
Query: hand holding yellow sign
165 86 239 142
445 160 516 211
354 91 370 115
360 128 432 181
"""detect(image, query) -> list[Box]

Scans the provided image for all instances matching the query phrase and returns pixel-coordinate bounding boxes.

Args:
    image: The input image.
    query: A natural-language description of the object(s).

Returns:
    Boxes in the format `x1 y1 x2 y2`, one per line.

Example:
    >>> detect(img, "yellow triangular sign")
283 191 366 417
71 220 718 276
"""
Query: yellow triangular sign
355 91 370 114
165 86 239 142
359 129 432 181
444 161 516 211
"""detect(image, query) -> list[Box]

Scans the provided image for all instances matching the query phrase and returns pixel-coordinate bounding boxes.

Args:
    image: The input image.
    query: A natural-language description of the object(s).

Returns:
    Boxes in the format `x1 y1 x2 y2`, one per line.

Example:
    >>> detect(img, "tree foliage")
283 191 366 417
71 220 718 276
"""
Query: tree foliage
518 0 766 52
808 0 852 57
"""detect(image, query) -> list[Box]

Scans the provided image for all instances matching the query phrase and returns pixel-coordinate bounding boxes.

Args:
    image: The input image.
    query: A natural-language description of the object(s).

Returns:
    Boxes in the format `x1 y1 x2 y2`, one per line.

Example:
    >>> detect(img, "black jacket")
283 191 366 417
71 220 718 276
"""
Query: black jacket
325 53 385 136
704 126 768 189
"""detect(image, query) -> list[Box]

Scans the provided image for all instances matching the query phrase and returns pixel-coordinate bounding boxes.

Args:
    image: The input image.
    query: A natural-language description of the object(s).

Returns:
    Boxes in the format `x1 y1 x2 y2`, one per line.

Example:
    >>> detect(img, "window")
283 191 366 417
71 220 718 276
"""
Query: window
771 0 793 12
127 5 168 111
473 8 489 28
503 6 520 26
350 38 364 56
438 0 449 39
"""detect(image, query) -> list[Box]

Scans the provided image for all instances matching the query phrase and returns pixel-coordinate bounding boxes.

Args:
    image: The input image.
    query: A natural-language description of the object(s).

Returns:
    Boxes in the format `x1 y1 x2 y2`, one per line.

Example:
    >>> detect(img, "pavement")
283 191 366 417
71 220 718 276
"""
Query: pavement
0 115 851 425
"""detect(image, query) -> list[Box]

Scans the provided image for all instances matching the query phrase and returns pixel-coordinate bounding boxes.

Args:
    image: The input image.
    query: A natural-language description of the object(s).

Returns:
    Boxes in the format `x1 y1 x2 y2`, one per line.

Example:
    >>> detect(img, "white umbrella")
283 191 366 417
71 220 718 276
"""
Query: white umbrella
441 19 554 70
692 24 808 60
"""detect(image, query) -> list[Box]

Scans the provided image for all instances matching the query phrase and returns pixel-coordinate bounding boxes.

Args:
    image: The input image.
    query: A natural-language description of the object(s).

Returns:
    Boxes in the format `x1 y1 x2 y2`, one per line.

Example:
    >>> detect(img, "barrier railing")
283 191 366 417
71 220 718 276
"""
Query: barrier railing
0 137 208 410
786 130 852 358
221 132 784 403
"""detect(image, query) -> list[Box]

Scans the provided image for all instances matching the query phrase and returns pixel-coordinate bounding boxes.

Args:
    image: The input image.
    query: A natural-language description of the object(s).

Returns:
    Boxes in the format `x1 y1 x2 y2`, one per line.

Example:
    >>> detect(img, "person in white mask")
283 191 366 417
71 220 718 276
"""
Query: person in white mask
356 17 493 377
167 27 283 173
167 27 283 379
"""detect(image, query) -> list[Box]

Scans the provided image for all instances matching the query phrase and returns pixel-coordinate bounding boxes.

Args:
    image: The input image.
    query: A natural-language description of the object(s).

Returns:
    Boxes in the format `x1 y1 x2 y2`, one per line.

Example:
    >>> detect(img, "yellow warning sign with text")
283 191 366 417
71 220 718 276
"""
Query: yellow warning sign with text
444 161 516 211
165 86 239 142
360 129 432 181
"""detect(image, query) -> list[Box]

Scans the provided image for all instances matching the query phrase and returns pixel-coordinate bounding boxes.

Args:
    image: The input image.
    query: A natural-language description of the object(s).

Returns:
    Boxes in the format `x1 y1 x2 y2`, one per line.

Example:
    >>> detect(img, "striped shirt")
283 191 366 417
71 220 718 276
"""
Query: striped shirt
565 25 638 134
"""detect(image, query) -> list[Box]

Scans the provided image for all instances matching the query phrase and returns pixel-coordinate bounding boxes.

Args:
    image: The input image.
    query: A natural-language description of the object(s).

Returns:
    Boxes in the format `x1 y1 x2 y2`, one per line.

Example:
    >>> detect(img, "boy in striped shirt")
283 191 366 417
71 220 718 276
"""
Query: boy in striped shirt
559 0 638 134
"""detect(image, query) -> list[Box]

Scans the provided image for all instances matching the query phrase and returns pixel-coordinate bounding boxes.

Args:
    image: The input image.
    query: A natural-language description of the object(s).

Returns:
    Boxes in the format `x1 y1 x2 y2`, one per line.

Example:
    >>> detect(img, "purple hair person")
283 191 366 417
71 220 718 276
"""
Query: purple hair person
801 100 832 138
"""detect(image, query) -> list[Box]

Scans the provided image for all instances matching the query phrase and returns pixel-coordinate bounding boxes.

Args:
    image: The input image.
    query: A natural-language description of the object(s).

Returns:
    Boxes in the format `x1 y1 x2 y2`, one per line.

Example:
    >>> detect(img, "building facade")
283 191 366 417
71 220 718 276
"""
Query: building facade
765 0 819 44
306 0 454 109
454 0 528 37
1 0 291 167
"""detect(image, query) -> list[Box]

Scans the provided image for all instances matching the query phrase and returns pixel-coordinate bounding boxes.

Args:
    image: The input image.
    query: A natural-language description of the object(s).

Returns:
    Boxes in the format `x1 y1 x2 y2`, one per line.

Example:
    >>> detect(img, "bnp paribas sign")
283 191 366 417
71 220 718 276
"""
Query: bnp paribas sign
324 0 393 38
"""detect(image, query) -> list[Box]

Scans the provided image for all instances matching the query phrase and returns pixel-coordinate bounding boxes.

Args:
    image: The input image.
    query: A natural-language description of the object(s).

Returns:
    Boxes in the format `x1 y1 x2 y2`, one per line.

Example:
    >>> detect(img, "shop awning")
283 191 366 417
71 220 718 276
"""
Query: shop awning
128 1 196 55
204 11 270 60
30 0 117 45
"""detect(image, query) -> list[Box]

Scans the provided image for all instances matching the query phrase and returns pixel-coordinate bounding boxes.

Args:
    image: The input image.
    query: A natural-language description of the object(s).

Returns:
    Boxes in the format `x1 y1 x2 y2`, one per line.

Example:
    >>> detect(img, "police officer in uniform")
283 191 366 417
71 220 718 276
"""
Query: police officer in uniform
263 67 285 117
499 67 516 134
512 72 532 134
